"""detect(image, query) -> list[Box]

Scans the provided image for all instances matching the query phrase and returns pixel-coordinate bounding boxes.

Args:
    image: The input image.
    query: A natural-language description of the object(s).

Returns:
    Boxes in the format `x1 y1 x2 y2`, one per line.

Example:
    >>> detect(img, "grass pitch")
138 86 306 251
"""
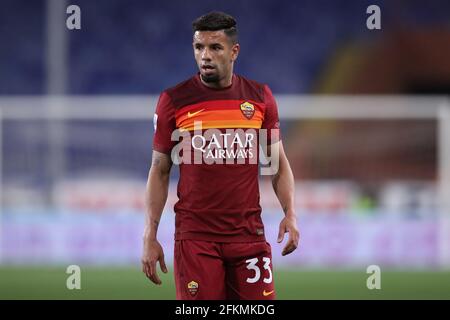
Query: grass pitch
1 266 449 300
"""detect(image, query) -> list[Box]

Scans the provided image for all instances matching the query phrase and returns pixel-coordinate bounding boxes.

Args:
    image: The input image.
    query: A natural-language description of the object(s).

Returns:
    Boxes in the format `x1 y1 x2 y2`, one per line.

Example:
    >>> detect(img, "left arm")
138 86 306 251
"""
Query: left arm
270 141 300 256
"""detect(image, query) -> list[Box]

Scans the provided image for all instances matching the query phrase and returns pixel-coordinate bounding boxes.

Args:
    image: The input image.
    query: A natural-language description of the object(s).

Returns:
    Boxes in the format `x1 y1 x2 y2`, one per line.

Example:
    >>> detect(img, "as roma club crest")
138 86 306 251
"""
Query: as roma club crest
240 101 255 120
187 280 199 296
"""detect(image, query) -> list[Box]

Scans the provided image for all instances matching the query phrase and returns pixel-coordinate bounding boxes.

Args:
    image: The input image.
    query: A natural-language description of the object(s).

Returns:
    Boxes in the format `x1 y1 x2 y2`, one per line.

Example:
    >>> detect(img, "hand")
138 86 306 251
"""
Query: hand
277 214 300 256
141 237 168 285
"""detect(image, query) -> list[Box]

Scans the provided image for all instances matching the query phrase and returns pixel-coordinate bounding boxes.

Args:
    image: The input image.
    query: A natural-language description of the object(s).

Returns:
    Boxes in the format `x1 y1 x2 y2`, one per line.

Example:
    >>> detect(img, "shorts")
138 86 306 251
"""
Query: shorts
174 239 276 300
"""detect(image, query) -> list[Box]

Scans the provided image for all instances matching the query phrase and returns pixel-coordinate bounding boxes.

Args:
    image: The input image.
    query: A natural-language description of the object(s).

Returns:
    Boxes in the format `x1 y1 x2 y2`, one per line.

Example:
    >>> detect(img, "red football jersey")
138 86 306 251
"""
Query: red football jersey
153 73 280 242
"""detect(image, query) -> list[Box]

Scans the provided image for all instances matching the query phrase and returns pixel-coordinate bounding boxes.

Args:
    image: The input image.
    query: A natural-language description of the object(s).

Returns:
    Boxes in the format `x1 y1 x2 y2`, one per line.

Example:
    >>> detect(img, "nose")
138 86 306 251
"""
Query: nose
201 48 211 61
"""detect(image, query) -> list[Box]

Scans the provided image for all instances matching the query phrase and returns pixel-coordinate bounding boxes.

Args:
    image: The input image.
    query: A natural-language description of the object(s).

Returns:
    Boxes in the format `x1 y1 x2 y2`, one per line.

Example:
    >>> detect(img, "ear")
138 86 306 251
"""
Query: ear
231 43 240 62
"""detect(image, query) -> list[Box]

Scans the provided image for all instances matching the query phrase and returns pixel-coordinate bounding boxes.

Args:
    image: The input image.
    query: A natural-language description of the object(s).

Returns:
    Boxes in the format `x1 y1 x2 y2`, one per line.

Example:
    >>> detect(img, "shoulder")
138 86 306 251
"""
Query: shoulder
155 78 195 113
160 75 200 108
162 76 197 101
236 74 267 91
235 74 272 102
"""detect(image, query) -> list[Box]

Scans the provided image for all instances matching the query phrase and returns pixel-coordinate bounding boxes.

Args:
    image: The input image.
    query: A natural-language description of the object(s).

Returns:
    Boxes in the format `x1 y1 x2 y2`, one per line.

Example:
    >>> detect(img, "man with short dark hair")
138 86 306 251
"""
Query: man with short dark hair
142 11 299 300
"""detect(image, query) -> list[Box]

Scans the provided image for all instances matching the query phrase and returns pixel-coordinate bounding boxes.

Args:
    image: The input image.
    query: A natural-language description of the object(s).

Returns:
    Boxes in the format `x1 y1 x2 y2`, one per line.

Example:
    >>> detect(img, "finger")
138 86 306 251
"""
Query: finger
282 231 296 255
149 260 162 285
142 260 150 273
150 267 162 285
282 227 294 248
282 241 298 256
277 223 285 243
293 230 300 247
143 262 152 280
150 272 161 285
143 264 150 279
290 228 300 248
282 245 293 256
287 225 300 245
159 256 168 273
149 259 155 277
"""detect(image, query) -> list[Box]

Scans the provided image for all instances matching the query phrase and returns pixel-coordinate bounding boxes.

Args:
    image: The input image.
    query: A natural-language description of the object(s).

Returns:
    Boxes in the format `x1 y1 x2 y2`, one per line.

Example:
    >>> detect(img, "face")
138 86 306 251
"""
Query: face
193 30 239 83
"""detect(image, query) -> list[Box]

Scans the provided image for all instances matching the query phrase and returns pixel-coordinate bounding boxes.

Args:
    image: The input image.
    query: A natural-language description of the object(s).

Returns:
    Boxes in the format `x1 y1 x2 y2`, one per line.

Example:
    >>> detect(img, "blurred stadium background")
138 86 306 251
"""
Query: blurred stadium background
1 0 450 299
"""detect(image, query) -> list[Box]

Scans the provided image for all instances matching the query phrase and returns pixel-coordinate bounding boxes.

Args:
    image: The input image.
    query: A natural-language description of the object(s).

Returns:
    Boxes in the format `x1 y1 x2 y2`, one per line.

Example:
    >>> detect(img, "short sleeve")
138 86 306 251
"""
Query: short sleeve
153 91 177 154
262 85 281 144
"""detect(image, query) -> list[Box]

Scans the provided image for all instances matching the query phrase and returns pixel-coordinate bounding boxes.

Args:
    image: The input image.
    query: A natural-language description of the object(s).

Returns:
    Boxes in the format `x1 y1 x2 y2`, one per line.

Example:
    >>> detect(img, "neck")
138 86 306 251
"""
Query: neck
200 70 233 89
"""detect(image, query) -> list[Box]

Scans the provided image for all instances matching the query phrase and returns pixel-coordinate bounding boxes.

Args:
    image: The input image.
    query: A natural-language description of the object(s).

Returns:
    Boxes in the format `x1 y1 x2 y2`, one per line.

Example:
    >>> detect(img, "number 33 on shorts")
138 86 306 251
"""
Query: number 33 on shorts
227 242 276 300
244 257 275 298
245 257 273 284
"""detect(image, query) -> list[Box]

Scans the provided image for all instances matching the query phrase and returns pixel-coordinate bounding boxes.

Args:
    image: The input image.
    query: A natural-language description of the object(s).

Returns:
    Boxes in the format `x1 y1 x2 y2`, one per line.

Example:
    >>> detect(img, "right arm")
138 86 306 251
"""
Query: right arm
141 150 172 285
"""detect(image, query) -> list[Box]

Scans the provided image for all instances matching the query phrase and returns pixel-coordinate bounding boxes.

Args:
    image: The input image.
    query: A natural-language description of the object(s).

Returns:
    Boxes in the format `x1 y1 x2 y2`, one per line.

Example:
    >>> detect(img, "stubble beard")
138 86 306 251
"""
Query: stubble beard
200 72 221 83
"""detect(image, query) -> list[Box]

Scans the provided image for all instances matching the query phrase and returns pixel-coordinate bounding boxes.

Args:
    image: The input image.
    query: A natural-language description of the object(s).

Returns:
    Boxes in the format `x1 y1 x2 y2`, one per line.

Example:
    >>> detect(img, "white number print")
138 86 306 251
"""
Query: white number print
245 258 260 283
262 257 273 284
245 257 272 284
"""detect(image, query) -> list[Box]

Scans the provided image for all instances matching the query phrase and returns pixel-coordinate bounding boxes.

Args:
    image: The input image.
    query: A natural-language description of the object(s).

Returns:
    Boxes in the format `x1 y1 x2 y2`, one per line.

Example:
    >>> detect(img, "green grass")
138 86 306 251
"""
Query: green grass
0 266 449 299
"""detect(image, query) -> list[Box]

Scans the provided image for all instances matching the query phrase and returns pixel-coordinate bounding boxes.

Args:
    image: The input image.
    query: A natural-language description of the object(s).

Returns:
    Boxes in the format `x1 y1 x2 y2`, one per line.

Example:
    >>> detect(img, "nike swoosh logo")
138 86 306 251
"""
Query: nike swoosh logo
263 290 274 297
187 109 205 118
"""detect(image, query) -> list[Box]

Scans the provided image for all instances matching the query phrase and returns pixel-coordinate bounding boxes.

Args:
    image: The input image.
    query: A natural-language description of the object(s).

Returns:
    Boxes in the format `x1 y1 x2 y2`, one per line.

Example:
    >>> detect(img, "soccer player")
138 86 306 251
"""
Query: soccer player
141 11 299 300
